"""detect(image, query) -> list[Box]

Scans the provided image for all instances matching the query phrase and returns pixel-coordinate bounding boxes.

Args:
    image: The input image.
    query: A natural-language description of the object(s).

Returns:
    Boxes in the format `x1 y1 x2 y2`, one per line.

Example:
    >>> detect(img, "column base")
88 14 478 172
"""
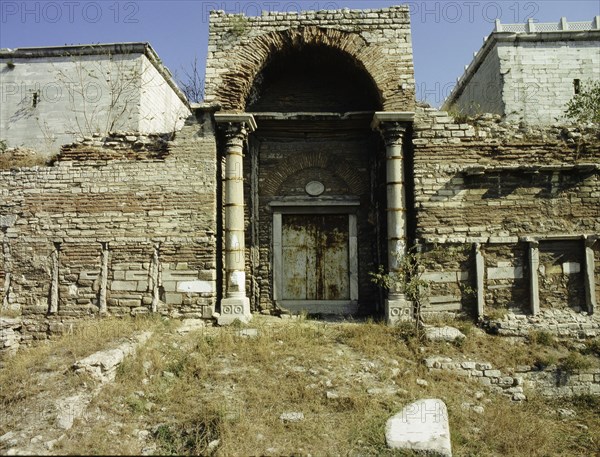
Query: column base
385 296 413 325
218 296 252 325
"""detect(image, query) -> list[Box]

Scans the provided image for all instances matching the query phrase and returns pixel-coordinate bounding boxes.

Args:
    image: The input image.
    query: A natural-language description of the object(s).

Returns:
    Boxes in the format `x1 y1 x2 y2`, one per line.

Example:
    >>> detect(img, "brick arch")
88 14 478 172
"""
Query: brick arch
260 151 368 196
218 26 400 111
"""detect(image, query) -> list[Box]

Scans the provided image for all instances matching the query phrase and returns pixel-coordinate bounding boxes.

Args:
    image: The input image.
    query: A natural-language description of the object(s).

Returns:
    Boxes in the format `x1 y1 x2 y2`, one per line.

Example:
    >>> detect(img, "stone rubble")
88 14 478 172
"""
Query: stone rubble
0 316 21 358
486 309 600 338
424 354 600 399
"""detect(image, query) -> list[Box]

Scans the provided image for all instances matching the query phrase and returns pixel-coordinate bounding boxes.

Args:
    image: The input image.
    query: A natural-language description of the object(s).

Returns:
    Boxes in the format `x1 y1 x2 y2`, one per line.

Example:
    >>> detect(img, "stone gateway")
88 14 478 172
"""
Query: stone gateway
0 7 599 346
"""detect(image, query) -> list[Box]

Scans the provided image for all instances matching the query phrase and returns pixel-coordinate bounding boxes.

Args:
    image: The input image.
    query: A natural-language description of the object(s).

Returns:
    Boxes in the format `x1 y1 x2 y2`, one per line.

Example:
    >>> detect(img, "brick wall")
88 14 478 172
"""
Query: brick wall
0 111 219 342
412 107 600 315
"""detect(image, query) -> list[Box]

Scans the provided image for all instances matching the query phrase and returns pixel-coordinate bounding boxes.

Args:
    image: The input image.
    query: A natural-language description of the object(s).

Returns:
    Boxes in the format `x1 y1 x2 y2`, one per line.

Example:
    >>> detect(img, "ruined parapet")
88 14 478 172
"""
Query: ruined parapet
56 132 172 163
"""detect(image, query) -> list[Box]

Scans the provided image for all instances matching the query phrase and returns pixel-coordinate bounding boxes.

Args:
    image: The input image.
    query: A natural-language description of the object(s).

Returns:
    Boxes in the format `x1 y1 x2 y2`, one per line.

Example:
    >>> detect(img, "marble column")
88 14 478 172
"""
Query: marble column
584 236 597 314
528 240 540 316
373 112 414 324
214 113 256 325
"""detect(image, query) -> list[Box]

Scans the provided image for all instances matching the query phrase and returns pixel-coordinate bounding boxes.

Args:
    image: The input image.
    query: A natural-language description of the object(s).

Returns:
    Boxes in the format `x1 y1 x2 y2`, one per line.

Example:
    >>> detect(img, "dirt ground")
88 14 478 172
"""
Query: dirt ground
1 315 599 456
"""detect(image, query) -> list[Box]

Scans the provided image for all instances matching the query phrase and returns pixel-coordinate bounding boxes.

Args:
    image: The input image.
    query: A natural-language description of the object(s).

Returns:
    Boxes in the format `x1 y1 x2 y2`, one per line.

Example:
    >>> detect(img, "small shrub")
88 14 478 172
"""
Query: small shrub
569 394 600 415
446 102 480 123
229 15 249 37
125 394 147 414
583 338 600 357
166 354 190 377
533 354 558 370
565 79 600 125
528 330 556 347
154 410 223 455
559 352 593 374
394 320 422 344
485 307 509 321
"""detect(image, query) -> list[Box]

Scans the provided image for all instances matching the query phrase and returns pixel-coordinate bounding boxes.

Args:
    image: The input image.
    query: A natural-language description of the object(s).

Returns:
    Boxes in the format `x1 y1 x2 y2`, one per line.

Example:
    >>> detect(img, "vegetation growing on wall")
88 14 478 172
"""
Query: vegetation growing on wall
228 15 250 37
0 147 52 170
54 51 147 138
565 79 600 126
370 244 474 325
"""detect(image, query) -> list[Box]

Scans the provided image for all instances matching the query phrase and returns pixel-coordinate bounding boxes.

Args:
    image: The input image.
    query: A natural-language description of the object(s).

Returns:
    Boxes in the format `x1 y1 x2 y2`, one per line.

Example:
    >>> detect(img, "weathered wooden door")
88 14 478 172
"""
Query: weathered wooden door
281 214 350 300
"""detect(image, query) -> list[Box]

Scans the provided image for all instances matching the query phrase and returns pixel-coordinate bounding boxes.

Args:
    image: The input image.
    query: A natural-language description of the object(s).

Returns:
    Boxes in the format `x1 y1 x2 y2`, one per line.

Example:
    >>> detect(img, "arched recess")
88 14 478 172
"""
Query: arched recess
247 44 381 112
260 151 369 196
218 26 401 111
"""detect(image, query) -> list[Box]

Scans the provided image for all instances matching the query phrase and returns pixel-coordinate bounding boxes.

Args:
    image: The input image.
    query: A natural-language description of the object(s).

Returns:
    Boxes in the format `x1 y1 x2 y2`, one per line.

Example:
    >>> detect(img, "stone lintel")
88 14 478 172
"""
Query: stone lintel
214 113 257 132
371 111 415 129
521 234 587 242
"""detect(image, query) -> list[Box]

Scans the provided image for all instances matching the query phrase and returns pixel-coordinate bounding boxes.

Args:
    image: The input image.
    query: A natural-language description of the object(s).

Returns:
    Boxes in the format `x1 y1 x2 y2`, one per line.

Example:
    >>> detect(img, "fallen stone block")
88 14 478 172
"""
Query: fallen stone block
73 331 151 382
279 412 304 423
425 326 466 342
55 393 93 430
386 398 452 456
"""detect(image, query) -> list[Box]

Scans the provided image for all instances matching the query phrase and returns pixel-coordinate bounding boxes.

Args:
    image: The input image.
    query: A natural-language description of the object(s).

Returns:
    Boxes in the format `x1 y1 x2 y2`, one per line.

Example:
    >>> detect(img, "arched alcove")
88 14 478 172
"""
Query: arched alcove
215 26 407 111
247 44 382 112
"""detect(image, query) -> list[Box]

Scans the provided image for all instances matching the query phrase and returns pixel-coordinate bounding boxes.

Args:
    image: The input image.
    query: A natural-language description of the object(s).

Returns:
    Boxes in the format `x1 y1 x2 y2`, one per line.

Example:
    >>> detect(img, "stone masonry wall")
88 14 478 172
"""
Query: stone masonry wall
446 32 600 125
488 309 600 338
412 108 600 318
426 354 600 400
0 111 218 344
139 56 191 134
450 45 504 116
204 6 415 112
498 39 600 124
482 244 528 314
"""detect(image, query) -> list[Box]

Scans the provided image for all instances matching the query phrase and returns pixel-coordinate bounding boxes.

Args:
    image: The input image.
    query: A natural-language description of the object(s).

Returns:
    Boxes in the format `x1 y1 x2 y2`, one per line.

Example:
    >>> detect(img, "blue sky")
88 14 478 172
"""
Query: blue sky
1 1 598 107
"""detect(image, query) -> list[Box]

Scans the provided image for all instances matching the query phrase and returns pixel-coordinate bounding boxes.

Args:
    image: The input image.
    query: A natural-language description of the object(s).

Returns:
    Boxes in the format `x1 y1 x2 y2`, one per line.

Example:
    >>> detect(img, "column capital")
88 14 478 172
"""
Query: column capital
584 234 598 247
215 113 256 150
214 113 257 132
371 112 414 146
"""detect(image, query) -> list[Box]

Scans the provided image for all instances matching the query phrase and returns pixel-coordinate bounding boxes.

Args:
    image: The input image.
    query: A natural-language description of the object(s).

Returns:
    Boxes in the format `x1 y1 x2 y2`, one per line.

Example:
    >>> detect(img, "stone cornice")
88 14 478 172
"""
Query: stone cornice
214 113 257 132
371 112 415 129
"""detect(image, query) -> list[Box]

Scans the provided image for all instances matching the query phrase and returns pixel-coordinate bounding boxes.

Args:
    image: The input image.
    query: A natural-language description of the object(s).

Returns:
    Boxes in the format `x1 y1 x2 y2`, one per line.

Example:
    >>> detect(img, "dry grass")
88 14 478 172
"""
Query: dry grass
0 316 165 408
0 148 53 170
2 315 599 456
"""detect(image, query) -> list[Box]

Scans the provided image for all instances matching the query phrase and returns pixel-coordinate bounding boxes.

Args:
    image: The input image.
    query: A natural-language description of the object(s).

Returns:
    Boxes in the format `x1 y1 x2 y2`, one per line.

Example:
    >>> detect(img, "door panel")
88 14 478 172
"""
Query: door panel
282 214 349 301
